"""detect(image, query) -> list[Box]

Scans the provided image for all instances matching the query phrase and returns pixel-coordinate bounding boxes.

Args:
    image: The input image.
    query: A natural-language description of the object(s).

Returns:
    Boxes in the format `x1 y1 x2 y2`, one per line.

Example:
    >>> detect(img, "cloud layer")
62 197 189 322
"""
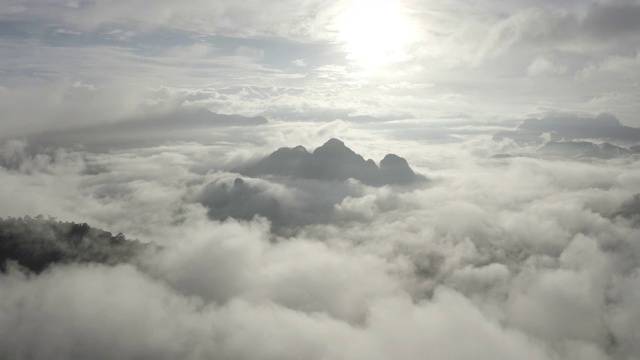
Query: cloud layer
1 0 640 358
1 117 639 359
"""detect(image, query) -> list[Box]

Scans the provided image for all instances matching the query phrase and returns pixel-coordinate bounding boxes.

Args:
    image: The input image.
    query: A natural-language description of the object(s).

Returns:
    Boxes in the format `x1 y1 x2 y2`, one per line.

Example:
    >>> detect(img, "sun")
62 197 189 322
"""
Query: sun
337 0 419 70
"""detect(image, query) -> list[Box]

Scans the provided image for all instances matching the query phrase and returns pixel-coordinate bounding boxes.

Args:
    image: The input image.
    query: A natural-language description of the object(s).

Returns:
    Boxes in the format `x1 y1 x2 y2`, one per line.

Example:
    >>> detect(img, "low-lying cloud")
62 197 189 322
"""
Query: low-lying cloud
1 117 640 359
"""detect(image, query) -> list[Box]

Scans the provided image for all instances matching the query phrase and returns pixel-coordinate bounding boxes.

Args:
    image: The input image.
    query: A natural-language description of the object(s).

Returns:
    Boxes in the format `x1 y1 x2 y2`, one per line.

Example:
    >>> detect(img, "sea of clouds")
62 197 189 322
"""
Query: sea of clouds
0 117 639 360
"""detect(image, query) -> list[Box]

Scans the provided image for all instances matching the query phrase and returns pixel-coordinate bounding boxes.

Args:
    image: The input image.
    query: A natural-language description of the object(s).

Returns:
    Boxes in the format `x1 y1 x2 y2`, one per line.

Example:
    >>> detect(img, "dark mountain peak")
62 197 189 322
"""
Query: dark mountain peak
199 179 284 227
0 216 151 273
238 139 426 186
379 154 419 185
270 146 304 158
241 145 310 178
313 138 352 155
519 113 623 131
539 140 632 158
498 113 640 145
323 138 345 147
380 153 409 166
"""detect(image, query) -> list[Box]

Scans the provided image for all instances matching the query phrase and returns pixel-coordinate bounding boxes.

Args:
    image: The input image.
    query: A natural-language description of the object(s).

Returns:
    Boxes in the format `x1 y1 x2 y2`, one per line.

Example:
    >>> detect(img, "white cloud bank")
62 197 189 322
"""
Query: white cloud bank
0 120 639 359
0 0 639 358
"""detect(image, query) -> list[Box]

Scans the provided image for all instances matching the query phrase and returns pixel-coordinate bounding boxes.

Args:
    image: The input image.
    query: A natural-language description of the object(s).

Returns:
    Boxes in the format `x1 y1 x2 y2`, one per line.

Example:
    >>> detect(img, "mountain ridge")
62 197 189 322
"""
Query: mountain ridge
239 138 426 186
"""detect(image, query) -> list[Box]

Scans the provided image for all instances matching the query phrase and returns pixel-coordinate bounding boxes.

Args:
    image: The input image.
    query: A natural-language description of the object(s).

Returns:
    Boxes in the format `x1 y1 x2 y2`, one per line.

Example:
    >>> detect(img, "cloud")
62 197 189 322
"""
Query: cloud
30 108 268 151
0 77 155 137
614 193 640 224
1 127 640 359
476 7 573 63
582 2 640 40
0 0 332 40
2 0 640 355
472 2 640 61
493 112 640 145
2 0 640 132
578 51 640 80
0 261 555 360
527 57 567 77
292 58 307 67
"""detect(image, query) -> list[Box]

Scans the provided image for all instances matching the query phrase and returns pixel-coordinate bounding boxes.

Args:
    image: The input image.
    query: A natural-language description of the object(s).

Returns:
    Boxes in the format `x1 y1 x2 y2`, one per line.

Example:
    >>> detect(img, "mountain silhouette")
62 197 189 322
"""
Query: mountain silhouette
539 141 634 158
493 113 640 144
239 138 426 186
0 216 152 273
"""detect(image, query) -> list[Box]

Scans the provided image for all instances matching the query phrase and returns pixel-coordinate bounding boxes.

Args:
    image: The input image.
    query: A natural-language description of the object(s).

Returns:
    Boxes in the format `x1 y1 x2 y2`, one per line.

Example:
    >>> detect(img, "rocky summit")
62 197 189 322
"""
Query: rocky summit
239 138 426 186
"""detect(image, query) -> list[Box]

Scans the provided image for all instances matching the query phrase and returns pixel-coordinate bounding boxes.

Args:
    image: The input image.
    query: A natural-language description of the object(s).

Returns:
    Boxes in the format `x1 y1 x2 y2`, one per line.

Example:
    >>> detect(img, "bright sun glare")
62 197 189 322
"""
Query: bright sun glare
338 0 418 70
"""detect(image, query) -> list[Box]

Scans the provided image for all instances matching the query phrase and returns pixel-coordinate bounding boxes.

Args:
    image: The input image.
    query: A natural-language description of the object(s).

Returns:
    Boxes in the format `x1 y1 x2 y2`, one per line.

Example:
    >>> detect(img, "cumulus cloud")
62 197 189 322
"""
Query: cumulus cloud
1 118 640 359
615 193 640 224
0 262 555 360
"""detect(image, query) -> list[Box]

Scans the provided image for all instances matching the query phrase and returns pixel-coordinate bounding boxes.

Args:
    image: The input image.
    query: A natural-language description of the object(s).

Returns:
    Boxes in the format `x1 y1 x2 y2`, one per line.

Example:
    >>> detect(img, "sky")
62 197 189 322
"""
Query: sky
1 1 640 360
1 0 640 136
